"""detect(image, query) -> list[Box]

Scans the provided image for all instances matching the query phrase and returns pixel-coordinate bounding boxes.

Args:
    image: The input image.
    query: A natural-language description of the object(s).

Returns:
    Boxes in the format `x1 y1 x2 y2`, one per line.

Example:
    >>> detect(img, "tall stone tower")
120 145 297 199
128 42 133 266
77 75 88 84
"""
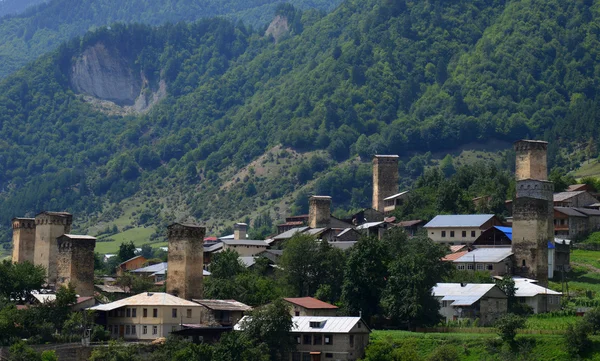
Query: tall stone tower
372 155 399 212
234 223 248 240
56 234 96 297
512 140 553 286
12 218 36 264
308 196 331 228
166 223 205 300
34 211 72 283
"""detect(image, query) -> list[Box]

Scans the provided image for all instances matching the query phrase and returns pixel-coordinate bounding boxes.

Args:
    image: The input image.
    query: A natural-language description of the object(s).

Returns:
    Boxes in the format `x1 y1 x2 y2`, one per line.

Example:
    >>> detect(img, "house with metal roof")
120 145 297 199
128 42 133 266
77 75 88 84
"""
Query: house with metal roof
553 191 598 207
221 239 268 257
453 248 513 276
192 299 252 327
89 292 204 340
432 283 507 326
235 316 370 361
283 297 338 317
383 191 410 214
424 214 503 245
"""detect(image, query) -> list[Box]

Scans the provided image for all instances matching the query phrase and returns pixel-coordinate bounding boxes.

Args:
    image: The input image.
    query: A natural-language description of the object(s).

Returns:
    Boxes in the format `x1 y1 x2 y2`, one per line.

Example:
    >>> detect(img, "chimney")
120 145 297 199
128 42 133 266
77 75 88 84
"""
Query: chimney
234 223 248 240
514 140 548 181
309 196 331 228
372 155 399 213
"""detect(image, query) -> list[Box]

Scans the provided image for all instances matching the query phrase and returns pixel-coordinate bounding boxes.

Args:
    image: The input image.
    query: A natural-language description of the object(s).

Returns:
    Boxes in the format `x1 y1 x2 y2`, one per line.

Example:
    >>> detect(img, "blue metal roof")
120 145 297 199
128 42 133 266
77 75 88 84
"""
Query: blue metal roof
494 226 512 241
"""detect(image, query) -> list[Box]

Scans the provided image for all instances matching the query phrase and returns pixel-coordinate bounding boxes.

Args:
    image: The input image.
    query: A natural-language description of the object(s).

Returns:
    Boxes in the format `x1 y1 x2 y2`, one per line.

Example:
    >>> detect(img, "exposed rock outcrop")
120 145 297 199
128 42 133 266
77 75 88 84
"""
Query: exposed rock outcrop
70 43 166 114
265 15 289 43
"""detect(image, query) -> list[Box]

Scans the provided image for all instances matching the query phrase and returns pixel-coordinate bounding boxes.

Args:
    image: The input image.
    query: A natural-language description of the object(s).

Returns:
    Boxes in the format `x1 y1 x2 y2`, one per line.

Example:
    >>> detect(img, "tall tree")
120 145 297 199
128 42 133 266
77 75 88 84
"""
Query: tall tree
279 233 321 297
118 241 137 263
341 236 389 322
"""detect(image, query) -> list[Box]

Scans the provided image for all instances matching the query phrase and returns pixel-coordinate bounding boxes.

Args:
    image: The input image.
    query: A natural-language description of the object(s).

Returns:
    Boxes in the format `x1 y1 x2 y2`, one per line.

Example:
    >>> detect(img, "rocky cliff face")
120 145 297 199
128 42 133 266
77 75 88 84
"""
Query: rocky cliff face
70 43 165 113
265 15 289 43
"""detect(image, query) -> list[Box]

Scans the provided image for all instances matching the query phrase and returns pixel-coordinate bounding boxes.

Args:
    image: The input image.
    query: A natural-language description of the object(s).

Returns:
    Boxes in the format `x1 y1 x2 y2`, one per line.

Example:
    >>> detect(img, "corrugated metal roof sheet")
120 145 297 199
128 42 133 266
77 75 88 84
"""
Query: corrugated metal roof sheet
555 207 587 217
235 316 365 333
494 226 513 240
424 214 494 228
356 221 385 230
513 279 562 297
433 283 499 299
574 208 600 216
222 240 268 247
384 191 409 201
554 191 586 202
273 227 310 240
130 262 168 274
284 297 338 310
62 234 97 240
89 292 201 311
192 299 252 312
453 248 513 263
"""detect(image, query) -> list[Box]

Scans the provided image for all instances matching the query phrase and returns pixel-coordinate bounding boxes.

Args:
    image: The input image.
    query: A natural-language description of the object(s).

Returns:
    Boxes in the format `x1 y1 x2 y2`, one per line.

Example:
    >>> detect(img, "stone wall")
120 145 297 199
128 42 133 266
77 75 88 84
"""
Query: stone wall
57 236 96 297
308 196 331 228
12 218 36 264
166 223 205 300
514 140 548 181
34 212 72 284
372 155 399 212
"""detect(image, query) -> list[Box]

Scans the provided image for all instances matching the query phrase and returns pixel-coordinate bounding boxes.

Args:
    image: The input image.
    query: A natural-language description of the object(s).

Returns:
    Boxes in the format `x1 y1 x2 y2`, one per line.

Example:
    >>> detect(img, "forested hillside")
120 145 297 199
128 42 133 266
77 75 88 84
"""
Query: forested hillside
0 0 342 78
0 0 45 17
1 0 600 248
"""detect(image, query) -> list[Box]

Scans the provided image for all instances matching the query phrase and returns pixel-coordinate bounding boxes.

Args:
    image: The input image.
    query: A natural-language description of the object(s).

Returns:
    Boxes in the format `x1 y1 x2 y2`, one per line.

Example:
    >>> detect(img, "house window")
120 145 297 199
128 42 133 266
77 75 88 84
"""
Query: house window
187 309 192 318
549 296 554 304
325 354 333 358
325 334 333 345
143 309 148 318
457 264 465 270
487 264 493 270
172 309 177 318
467 264 474 270
131 325 136 335
132 308 137 317
152 326 158 335
442 301 449 307
143 326 147 335
471 231 476 237
125 325 130 335
314 334 322 345
441 231 446 237
450 231 455 237
295 311 300 316
350 335 355 348
295 336 301 344
153 309 158 318
303 335 311 345
476 264 484 271
462 231 466 237
126 308 131 317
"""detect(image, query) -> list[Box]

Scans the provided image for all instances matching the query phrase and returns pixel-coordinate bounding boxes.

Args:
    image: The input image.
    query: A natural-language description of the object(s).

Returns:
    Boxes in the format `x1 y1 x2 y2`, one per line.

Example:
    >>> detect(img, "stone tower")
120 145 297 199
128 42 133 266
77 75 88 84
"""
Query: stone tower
166 223 205 300
56 234 96 297
234 223 248 240
309 196 331 228
34 211 72 283
12 218 36 264
512 140 553 286
372 155 399 212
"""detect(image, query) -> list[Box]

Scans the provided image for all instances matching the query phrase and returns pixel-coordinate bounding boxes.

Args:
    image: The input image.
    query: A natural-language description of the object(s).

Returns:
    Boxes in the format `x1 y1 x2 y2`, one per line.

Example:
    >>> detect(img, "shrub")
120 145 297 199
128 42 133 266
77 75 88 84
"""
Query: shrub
427 345 460 361
495 314 526 343
564 321 592 357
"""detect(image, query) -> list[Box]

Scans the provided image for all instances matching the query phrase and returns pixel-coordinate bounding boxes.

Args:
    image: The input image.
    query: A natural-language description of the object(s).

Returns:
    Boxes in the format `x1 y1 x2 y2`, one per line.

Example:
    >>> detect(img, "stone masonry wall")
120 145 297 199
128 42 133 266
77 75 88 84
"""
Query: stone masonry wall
372 155 399 212
57 236 96 297
514 140 548 181
34 212 72 283
12 218 36 264
309 196 331 228
166 224 205 300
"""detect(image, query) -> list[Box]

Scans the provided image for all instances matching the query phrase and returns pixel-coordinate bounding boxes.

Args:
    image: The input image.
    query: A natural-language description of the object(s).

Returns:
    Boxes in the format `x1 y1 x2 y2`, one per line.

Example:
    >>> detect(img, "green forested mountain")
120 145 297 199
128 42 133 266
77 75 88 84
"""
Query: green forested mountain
0 0 342 78
0 0 599 248
0 0 45 17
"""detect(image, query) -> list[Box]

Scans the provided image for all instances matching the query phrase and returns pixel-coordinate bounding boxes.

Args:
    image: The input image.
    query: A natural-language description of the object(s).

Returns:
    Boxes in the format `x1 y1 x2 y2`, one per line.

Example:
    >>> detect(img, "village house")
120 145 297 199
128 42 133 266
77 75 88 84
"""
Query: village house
395 219 426 236
553 191 599 207
512 278 563 313
235 316 371 361
382 191 410 214
432 283 508 326
283 297 339 317
453 248 513 276
192 299 252 327
116 255 147 276
89 292 203 340
424 214 503 245
221 239 269 257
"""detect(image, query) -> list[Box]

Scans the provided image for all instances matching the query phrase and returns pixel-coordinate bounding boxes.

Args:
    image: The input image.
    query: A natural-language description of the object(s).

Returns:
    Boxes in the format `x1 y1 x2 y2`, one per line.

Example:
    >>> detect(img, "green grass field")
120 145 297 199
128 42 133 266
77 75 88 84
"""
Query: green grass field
573 159 600 178
94 226 157 254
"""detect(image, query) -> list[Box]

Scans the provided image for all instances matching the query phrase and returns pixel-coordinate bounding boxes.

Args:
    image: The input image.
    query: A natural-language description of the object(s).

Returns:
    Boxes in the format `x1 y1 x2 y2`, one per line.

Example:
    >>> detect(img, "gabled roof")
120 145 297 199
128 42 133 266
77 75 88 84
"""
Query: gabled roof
567 184 589 192
192 299 252 312
356 221 385 230
283 297 338 310
204 243 223 253
554 191 587 202
555 207 587 217
453 248 513 263
273 227 311 240
130 262 168 274
329 241 357 251
513 279 562 297
397 219 424 227
89 292 200 311
235 316 368 333
59 234 97 240
449 245 467 253
574 208 600 216
442 250 469 262
494 226 513 240
424 215 495 228
222 240 268 247
433 283 504 306
118 255 146 266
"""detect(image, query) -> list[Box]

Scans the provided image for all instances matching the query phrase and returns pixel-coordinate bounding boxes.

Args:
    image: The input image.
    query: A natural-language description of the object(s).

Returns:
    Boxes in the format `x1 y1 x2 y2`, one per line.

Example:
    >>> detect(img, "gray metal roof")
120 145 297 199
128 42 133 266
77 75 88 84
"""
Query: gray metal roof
433 283 501 303
60 234 97 240
513 279 561 297
130 262 167 274
553 191 586 202
239 257 257 268
192 299 252 312
424 214 494 228
235 316 368 333
89 292 200 311
554 207 587 217
328 241 357 251
574 208 600 216
222 240 268 247
384 191 409 201
356 221 385 230
273 226 310 240
453 248 513 263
